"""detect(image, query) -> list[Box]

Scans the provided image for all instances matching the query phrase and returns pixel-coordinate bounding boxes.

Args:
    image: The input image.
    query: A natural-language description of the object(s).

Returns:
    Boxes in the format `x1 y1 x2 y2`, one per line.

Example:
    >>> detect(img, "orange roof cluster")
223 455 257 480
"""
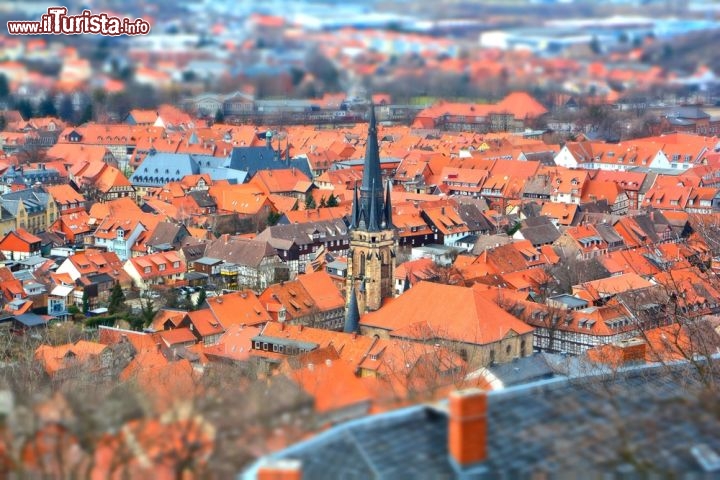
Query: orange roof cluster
362 282 533 346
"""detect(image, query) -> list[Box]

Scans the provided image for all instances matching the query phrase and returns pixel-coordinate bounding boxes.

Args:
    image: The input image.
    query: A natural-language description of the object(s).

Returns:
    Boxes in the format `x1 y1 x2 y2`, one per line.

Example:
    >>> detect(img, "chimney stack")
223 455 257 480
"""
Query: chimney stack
257 459 302 480
619 338 646 364
449 388 488 469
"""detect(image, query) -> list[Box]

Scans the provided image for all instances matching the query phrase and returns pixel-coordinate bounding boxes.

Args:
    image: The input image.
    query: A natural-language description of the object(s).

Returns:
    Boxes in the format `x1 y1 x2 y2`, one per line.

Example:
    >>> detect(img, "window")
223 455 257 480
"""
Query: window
173 261 180 268
144 267 151 274
505 345 511 355
158 263 166 271
262 342 268 351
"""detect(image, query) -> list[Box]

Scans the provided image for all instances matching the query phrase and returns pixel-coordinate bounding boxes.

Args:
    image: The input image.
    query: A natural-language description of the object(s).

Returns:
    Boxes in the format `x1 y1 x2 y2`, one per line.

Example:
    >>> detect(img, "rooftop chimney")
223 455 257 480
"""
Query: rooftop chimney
257 459 302 480
619 338 646 364
449 388 488 469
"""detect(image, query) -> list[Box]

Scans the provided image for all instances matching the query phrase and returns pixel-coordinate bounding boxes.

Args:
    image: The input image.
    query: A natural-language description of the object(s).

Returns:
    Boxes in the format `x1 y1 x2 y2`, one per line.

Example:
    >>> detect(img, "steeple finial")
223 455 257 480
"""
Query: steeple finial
343 284 361 333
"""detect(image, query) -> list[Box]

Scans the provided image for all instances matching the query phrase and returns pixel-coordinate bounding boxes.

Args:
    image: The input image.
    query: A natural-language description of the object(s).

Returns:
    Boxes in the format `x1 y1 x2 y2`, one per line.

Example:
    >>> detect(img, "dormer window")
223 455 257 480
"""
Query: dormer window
116 228 125 239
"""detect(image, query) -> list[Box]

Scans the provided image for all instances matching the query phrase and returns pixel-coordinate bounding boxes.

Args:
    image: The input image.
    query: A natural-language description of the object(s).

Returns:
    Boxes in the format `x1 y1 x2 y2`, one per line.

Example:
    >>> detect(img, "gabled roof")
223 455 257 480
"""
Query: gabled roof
206 290 272 328
361 282 533 346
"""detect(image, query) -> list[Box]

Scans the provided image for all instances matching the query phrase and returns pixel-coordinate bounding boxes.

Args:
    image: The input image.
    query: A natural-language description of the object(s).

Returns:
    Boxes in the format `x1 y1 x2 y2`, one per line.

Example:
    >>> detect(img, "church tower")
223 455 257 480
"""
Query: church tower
345 105 396 317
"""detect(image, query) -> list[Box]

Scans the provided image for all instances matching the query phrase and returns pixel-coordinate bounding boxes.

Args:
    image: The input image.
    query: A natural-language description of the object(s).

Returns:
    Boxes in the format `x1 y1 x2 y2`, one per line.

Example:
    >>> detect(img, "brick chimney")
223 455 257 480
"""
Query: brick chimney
257 459 302 480
449 388 488 469
618 338 646 364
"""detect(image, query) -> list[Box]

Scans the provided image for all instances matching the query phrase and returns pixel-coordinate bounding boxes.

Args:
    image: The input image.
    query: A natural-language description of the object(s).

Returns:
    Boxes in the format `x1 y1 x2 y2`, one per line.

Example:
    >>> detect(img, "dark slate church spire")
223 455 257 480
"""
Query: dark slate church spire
352 103 393 231
350 184 359 229
384 179 393 229
368 180 380 232
343 284 361 333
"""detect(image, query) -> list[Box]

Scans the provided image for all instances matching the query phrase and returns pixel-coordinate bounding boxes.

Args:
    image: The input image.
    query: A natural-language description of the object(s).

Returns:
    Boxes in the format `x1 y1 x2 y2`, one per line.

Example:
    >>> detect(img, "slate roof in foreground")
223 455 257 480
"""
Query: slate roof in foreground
243 360 720 479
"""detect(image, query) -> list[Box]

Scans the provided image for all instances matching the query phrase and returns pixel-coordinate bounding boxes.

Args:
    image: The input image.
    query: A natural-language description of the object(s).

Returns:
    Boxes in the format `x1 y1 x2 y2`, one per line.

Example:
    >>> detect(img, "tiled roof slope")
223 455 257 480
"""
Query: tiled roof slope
245 361 720 479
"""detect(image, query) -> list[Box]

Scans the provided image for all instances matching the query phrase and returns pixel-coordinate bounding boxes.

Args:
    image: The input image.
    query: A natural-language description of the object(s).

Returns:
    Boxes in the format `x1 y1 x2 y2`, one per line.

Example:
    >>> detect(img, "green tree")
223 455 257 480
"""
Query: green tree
326 193 339 207
38 96 57 117
304 192 316 210
107 282 126 315
0 115 6 131
82 289 90 315
195 289 207 310
267 211 281 226
319 196 327 208
15 99 33 120
138 296 158 328
0 73 8 99
214 109 225 123
58 95 74 123
78 103 93 124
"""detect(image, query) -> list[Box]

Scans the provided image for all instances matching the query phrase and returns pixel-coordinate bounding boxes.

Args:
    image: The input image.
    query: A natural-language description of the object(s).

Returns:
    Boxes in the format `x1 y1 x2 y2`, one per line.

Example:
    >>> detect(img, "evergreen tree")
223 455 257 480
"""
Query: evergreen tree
195 289 207 310
0 74 8 99
138 296 157 328
15 99 33 120
326 193 339 207
78 103 93 124
319 196 327 208
267 211 281 226
214 109 225 123
59 95 75 123
304 192 316 210
0 115 5 131
38 96 57 117
82 289 90 315
107 282 126 315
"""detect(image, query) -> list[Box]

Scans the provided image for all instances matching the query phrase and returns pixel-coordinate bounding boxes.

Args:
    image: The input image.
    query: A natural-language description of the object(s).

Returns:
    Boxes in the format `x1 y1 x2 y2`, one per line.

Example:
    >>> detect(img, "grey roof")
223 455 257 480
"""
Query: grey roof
246 405 454 480
180 243 207 263
18 255 47 267
547 293 588 309
471 234 513 255
519 223 560 246
14 313 47 328
204 235 276 268
130 152 199 187
146 222 189 249
256 219 349 250
523 215 553 228
667 106 710 120
130 152 242 188
87 273 114 284
458 203 493 233
486 353 559 388
522 176 554 197
1 188 50 215
188 190 216 208
194 256 223 266
245 360 720 479
228 146 312 179
594 222 624 245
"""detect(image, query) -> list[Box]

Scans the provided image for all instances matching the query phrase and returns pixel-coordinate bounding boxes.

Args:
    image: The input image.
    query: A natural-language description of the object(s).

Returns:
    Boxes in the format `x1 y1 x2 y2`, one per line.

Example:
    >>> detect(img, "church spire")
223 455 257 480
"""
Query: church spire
350 183 359 229
359 104 383 219
384 179 393 229
368 180 380 232
343 284 361 333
